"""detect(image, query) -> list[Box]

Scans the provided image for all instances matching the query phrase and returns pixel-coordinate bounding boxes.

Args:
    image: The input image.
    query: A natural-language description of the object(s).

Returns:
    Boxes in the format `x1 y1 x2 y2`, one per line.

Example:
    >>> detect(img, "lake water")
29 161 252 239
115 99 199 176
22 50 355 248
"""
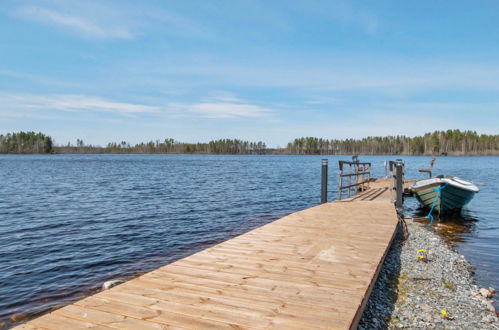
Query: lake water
1 154 498 328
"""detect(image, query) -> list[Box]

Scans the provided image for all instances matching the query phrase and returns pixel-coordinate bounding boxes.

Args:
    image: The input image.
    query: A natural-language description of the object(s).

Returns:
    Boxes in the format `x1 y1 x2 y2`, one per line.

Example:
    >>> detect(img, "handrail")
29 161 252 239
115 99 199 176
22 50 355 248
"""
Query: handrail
338 160 371 171
338 158 372 200
339 171 371 177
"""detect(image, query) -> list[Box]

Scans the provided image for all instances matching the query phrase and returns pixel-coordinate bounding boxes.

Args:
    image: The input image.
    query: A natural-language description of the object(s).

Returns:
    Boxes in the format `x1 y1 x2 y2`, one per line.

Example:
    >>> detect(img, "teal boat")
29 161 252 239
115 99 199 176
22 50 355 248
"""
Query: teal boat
410 176 479 215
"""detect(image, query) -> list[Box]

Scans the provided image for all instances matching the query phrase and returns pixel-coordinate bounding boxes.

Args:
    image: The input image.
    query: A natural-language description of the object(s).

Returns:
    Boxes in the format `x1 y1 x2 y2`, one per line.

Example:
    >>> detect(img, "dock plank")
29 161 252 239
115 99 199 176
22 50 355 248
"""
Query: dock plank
15 178 398 329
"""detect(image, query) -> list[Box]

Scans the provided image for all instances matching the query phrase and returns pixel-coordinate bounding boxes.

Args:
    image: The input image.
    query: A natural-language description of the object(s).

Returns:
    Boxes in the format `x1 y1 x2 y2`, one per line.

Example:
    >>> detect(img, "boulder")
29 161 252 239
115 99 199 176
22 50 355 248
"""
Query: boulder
480 288 493 298
485 300 496 313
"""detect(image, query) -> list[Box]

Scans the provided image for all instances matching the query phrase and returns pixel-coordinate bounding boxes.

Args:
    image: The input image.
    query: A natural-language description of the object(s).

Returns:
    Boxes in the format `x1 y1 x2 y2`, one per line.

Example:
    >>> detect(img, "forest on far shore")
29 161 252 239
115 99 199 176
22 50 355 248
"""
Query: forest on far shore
1 129 498 156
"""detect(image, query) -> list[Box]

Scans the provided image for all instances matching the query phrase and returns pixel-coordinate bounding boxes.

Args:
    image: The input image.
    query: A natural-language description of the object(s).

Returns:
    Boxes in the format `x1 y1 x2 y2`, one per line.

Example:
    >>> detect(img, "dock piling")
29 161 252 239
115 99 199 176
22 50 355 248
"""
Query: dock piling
321 159 328 204
394 161 404 213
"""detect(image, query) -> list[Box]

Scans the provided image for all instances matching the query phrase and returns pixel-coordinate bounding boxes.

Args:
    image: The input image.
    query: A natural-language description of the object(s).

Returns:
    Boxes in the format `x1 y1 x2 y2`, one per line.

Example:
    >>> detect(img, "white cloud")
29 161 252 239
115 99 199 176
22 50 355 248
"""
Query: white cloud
0 69 80 88
305 95 339 105
169 101 272 119
0 92 272 119
14 6 134 39
124 55 499 97
205 91 244 103
284 0 379 34
323 0 380 34
0 93 158 115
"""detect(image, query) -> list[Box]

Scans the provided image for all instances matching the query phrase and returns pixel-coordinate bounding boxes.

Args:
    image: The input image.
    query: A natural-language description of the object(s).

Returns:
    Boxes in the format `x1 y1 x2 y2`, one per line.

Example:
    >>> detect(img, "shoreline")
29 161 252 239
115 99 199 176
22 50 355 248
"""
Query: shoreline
2 152 499 156
359 220 498 329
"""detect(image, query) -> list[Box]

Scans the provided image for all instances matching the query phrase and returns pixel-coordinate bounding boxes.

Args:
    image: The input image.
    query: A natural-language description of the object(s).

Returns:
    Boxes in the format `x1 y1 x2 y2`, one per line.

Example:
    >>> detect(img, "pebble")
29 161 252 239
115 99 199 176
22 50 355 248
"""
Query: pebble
358 221 499 329
102 279 123 290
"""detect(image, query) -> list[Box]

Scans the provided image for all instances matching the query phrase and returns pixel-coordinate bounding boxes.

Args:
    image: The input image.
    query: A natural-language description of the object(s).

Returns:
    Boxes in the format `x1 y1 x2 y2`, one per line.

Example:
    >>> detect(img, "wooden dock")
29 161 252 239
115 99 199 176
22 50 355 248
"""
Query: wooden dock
15 178 399 330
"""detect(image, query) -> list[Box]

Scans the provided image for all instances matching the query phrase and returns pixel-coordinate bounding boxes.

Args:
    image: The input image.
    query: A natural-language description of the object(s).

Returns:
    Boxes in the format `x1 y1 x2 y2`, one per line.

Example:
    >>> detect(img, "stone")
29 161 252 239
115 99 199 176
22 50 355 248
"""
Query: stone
102 279 123 290
480 288 493 298
486 301 496 313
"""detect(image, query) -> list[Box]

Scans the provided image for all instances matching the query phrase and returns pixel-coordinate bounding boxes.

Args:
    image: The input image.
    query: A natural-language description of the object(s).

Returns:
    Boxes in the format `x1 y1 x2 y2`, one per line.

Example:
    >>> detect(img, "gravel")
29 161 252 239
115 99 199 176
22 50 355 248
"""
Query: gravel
359 219 498 329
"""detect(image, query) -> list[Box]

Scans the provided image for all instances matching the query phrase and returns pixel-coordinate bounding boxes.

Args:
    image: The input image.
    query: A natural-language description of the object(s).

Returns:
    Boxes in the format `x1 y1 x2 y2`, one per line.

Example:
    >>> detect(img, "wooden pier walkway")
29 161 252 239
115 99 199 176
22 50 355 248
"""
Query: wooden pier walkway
16 179 399 330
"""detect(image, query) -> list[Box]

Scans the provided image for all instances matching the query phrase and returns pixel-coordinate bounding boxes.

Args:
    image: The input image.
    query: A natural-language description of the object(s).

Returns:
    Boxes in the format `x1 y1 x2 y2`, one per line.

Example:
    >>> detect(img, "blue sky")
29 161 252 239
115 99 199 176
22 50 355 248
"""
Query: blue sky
1 0 499 147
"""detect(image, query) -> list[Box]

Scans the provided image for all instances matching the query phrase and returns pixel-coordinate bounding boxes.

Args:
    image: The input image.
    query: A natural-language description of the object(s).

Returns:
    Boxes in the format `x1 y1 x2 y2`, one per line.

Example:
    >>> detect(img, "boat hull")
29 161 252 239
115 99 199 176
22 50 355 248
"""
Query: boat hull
413 183 476 215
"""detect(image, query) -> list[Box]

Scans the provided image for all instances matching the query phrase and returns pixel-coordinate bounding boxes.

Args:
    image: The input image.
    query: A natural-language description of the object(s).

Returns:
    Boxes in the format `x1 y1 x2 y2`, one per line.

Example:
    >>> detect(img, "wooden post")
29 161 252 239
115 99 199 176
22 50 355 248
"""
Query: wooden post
367 164 371 188
338 161 343 200
395 161 404 213
347 164 352 197
321 159 328 204
354 164 359 192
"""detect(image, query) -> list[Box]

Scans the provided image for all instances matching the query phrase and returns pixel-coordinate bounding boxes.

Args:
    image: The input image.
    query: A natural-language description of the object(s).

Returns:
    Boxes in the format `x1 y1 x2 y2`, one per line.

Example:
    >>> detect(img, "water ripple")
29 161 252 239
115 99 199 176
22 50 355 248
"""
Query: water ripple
0 154 498 328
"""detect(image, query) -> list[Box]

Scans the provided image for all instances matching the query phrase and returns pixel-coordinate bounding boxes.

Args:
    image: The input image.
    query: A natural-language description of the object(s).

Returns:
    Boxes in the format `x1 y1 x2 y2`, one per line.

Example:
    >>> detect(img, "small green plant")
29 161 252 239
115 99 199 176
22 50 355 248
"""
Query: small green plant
442 279 456 291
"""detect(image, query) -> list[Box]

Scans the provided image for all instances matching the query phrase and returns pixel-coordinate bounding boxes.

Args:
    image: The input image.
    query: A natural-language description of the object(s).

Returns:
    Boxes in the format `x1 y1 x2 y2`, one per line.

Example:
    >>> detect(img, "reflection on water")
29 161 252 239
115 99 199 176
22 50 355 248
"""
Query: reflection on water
434 221 476 244
405 197 478 244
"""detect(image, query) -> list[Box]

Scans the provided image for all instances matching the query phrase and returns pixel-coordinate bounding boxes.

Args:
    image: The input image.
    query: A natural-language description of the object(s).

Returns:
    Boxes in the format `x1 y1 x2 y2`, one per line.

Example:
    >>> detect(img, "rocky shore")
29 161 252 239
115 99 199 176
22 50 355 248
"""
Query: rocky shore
359 220 498 329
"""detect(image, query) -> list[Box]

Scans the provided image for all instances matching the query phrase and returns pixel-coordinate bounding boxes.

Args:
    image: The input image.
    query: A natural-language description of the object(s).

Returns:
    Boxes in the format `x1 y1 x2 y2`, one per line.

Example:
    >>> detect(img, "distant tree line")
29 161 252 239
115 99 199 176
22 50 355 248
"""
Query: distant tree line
285 130 499 155
55 138 267 154
0 131 53 153
1 129 498 155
